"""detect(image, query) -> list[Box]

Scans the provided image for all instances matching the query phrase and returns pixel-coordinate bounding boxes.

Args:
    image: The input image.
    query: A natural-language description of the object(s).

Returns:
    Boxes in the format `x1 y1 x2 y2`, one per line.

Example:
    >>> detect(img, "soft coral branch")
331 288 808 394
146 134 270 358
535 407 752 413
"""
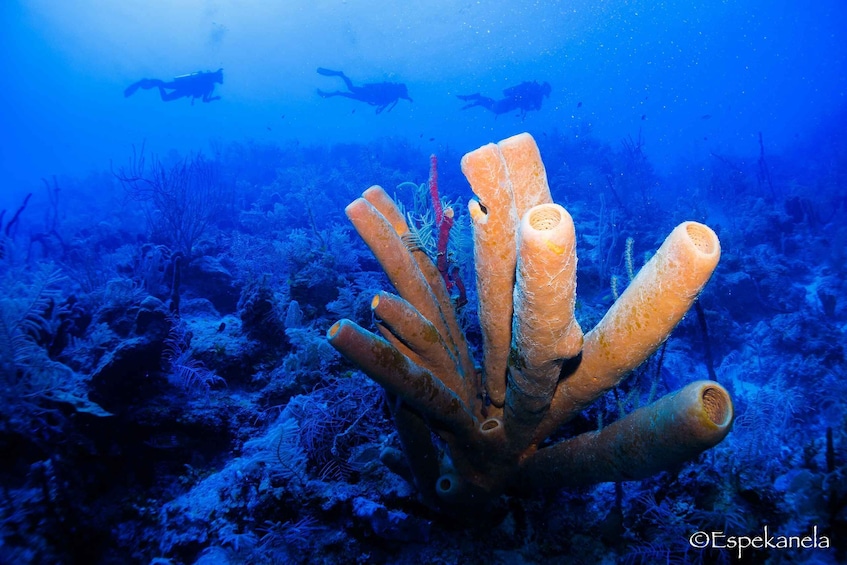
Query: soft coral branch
428 154 465 305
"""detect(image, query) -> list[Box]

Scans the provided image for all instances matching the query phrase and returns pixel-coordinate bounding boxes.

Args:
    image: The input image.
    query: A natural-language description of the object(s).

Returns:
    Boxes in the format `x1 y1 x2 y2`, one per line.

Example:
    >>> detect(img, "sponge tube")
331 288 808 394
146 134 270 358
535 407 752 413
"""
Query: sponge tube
497 133 553 217
327 319 475 435
371 291 464 395
519 380 734 488
538 221 721 441
463 143 516 408
462 133 556 408
506 204 583 449
360 185 477 404
346 197 456 361
511 203 583 384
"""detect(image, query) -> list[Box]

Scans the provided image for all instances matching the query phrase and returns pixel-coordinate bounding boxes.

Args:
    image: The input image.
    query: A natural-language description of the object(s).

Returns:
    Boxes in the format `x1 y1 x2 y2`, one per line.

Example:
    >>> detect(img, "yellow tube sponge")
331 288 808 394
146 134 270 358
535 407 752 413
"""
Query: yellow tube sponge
506 203 584 449
371 291 464 396
462 133 557 408
497 132 553 216
537 221 721 441
511 203 583 383
327 319 474 435
350 187 477 397
345 196 455 357
520 381 733 488
462 143 516 407
329 133 733 511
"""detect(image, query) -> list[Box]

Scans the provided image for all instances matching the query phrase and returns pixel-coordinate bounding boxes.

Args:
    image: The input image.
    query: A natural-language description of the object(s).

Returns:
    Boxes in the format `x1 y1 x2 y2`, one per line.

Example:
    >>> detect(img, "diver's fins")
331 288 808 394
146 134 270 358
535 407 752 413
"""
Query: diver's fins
316 67 343 77
124 79 162 97
124 81 143 97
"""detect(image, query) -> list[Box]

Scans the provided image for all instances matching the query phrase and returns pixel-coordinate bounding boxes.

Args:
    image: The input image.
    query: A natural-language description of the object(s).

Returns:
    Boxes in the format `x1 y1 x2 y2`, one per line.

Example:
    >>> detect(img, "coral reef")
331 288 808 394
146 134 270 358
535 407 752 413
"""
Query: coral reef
2 130 844 564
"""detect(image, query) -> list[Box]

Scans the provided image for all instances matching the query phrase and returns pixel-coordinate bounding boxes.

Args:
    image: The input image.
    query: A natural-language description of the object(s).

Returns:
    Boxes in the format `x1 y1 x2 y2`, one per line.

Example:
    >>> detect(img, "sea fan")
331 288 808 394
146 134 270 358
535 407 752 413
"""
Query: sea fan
0 263 65 392
162 319 225 392
241 402 308 485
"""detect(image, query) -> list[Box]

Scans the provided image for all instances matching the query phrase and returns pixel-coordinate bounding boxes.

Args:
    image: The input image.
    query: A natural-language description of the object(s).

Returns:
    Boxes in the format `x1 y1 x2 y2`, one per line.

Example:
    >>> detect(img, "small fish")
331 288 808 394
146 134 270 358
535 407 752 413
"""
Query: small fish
577 101 582 108
700 114 712 120
266 126 272 131
429 137 435 142
641 114 646 120
280 115 285 119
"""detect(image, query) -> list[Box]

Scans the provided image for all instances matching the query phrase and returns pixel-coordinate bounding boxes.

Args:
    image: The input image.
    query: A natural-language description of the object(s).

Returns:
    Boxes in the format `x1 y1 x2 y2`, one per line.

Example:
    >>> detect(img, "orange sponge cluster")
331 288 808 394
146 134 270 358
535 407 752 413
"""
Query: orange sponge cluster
328 133 733 509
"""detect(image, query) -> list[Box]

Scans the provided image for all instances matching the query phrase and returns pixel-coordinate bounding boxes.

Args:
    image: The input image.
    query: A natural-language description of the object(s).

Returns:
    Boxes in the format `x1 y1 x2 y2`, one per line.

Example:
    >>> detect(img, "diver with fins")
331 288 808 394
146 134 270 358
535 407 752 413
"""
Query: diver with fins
316 68 412 114
457 81 551 119
124 68 224 105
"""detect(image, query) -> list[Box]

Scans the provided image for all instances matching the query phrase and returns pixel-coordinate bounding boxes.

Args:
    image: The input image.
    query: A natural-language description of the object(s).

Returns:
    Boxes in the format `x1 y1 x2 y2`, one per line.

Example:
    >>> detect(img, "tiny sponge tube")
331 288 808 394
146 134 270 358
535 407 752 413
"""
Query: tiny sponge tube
519 380 734 488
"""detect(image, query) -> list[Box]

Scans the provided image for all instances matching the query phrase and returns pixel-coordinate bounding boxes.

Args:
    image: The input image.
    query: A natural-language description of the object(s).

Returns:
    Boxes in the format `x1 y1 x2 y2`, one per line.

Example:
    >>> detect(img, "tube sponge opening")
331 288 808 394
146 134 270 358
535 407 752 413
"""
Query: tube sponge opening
700 384 732 427
683 221 720 256
481 418 502 432
527 205 562 231
435 472 463 503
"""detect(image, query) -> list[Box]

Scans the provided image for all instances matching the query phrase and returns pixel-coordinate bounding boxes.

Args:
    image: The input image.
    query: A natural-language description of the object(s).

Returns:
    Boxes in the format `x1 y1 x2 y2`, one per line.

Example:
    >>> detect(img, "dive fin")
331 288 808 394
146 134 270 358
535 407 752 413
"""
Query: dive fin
124 81 143 97
124 79 163 97
316 67 343 77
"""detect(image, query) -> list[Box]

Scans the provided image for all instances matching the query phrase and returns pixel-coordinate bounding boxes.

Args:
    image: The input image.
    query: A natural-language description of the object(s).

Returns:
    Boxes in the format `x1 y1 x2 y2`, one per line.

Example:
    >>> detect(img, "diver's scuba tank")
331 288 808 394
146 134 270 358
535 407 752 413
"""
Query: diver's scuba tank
173 71 205 85
173 69 223 85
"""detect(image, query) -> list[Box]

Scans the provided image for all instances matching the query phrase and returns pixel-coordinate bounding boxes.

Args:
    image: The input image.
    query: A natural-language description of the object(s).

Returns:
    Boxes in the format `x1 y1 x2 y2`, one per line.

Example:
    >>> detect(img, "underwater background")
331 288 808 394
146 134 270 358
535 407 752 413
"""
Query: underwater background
1 0 845 563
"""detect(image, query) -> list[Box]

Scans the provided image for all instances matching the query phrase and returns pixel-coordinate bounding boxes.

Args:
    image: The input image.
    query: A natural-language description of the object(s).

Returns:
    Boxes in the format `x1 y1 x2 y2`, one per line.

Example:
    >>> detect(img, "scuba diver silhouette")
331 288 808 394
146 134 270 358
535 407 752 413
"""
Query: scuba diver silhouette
457 81 552 119
316 68 412 114
124 69 224 105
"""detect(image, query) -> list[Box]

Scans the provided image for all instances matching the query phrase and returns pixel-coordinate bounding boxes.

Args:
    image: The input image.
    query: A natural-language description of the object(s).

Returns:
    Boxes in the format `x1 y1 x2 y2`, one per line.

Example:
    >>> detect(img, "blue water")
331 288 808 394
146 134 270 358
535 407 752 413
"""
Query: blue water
1 1 845 563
